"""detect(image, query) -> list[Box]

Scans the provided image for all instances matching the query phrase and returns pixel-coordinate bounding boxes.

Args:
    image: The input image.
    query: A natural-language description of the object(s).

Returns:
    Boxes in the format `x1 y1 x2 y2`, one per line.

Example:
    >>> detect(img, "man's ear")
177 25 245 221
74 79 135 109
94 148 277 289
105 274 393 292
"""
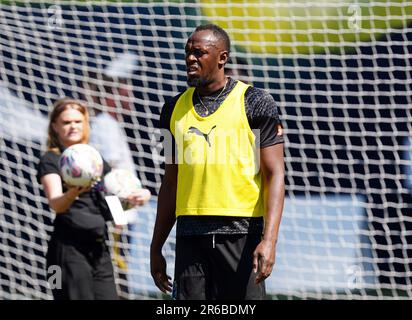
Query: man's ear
219 51 229 67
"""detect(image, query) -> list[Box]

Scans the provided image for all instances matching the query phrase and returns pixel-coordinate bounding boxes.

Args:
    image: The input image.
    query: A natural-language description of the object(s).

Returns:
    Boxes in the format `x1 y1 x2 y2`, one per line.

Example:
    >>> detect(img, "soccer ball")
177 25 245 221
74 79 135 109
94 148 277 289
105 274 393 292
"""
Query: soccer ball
103 169 142 210
59 144 104 187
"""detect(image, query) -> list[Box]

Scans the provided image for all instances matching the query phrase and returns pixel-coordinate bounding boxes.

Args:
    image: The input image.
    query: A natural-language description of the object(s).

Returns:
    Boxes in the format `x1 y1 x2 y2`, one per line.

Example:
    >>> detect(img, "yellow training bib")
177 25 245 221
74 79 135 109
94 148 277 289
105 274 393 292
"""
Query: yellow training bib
171 81 264 218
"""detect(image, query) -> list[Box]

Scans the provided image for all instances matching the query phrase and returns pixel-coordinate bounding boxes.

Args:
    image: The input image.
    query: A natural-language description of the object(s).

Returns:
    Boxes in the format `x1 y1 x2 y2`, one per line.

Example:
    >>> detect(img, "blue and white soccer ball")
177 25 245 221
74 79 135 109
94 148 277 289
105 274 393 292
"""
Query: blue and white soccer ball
103 168 142 210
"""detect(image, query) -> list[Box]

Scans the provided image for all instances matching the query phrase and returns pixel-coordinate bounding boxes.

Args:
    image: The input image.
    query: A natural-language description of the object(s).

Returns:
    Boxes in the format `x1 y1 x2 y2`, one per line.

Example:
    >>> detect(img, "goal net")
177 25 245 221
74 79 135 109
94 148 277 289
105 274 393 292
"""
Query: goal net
1 0 411 300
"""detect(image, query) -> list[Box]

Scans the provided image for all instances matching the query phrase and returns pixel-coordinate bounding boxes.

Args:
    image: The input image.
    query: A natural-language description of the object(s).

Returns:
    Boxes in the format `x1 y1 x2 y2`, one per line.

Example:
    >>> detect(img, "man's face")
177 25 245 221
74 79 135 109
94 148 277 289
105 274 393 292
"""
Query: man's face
185 30 224 87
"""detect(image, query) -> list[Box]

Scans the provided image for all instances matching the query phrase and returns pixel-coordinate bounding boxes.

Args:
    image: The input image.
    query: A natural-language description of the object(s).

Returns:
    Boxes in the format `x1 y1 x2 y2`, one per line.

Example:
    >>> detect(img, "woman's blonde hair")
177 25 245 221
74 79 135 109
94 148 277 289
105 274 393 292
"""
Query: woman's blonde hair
47 98 90 153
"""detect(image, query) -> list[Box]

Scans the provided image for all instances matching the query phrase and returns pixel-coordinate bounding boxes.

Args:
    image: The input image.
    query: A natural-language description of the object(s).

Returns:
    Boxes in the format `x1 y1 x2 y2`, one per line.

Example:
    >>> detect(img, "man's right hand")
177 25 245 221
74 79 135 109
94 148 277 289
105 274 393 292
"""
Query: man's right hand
150 251 172 293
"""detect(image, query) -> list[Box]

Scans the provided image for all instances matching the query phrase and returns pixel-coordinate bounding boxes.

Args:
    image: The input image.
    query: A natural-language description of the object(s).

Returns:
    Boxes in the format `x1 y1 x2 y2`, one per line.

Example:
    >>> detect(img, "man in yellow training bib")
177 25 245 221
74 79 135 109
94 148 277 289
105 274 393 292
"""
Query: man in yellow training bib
150 24 285 300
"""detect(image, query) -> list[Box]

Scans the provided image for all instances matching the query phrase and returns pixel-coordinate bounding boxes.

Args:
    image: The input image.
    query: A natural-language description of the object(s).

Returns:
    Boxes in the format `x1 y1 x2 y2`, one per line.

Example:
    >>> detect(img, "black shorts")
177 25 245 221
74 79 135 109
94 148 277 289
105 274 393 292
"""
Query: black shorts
173 233 266 300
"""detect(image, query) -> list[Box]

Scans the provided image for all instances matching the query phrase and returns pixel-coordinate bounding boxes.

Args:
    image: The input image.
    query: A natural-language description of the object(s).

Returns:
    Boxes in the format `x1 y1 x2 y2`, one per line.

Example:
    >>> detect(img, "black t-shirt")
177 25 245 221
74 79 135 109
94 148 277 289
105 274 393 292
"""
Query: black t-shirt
37 150 111 241
159 78 285 236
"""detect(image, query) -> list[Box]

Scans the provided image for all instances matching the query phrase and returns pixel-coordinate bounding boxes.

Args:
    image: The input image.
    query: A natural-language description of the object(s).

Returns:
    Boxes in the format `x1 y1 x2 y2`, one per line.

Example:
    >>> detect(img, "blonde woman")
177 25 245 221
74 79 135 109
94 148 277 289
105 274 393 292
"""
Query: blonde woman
37 98 150 300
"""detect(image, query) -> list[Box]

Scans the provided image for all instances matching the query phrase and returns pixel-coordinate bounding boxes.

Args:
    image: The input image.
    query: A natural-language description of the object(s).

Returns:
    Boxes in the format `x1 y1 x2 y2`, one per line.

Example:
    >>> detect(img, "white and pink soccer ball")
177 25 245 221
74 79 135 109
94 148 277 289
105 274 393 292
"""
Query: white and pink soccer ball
59 144 104 187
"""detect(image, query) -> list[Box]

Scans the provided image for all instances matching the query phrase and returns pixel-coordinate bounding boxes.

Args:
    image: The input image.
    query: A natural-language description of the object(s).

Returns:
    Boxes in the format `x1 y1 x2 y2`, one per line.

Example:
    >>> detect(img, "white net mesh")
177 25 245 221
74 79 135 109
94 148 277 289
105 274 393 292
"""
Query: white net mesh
0 0 411 299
